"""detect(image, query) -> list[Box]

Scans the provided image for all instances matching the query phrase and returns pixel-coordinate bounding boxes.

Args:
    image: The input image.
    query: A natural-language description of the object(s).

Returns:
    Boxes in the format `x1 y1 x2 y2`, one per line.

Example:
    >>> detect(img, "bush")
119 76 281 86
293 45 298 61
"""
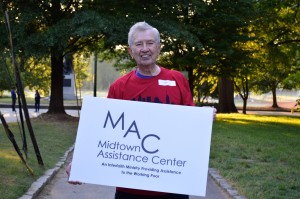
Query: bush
195 101 218 109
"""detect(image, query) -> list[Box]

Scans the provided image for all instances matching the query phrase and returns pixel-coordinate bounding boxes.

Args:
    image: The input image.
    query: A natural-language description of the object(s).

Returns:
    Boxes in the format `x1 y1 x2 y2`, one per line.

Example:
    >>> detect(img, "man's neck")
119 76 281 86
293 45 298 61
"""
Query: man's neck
137 65 160 76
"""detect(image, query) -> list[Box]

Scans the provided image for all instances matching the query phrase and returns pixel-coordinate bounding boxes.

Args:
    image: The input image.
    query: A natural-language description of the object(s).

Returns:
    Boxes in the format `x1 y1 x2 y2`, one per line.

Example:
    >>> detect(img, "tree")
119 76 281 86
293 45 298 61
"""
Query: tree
232 37 260 114
201 0 256 113
252 0 300 107
4 0 295 115
1 1 126 113
22 57 51 96
98 0 206 95
105 0 256 115
3 0 197 113
0 53 15 94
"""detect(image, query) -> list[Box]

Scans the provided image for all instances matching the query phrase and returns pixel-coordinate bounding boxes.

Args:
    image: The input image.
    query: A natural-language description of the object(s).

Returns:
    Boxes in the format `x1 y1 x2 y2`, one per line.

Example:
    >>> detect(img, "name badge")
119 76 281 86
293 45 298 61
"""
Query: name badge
158 79 176 86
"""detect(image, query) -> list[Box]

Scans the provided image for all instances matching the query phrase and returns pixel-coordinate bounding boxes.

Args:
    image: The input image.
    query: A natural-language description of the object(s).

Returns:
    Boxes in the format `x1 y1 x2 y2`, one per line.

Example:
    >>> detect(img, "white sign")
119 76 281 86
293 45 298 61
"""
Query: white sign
70 97 213 196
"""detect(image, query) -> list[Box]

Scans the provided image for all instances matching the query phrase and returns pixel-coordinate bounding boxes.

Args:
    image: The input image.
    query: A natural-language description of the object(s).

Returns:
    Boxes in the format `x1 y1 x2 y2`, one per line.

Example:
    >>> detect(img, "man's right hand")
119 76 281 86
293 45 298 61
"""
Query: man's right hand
66 162 82 185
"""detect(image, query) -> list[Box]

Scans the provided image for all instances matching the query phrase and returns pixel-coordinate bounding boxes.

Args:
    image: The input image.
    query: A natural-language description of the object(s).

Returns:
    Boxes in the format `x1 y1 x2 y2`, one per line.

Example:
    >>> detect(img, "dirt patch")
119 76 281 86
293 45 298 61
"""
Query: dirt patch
32 113 79 122
277 101 297 109
238 101 297 112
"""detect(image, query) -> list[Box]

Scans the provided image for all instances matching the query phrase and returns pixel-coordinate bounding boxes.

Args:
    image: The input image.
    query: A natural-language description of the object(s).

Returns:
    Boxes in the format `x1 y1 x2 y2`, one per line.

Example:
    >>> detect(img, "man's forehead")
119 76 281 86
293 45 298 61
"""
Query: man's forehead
133 30 156 42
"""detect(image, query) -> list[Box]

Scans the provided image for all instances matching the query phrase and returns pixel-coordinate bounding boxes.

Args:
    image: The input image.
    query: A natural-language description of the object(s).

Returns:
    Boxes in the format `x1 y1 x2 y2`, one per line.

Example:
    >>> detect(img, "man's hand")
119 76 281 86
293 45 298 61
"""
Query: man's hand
66 162 82 185
212 107 217 120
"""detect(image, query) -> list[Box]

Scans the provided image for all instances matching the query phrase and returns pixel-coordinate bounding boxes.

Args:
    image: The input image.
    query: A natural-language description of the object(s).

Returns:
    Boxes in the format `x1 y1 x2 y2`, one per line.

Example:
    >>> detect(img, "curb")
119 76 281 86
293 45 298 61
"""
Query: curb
208 168 247 199
18 146 74 199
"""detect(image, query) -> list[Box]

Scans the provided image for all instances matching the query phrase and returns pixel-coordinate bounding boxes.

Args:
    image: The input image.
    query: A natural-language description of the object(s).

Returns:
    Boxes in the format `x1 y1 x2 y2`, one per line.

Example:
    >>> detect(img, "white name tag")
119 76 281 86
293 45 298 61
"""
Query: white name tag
158 79 176 86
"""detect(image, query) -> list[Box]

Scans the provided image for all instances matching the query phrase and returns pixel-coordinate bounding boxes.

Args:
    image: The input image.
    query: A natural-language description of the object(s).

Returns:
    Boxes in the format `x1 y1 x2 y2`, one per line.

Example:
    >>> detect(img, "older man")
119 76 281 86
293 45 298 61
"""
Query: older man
107 22 192 199
67 22 215 199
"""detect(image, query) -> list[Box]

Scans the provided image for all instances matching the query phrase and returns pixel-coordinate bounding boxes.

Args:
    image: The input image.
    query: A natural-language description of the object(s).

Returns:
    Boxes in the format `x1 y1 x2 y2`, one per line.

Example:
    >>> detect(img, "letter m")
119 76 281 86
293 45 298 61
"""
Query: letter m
103 111 124 130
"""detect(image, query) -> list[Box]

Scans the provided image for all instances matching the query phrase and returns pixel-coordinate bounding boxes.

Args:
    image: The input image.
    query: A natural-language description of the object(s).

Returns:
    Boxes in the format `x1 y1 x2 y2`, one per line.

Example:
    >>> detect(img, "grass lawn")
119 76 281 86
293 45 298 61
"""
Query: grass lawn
0 96 80 106
0 115 78 199
0 113 299 199
210 114 300 199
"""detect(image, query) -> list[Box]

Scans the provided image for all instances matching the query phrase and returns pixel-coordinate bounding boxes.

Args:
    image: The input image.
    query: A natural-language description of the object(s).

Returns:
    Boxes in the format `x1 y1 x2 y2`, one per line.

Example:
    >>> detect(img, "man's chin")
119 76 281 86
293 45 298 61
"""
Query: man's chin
139 64 152 68
138 61 155 67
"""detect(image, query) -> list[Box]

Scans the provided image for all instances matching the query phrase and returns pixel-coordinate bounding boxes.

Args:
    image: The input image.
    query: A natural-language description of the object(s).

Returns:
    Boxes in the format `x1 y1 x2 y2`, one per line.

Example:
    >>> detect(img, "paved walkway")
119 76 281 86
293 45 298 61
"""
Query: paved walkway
2 107 299 199
0 107 80 123
33 150 232 199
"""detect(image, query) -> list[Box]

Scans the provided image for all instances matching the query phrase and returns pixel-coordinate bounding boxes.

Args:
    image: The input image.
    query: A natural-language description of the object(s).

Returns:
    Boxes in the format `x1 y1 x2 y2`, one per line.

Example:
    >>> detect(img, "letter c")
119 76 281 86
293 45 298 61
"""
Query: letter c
141 134 160 154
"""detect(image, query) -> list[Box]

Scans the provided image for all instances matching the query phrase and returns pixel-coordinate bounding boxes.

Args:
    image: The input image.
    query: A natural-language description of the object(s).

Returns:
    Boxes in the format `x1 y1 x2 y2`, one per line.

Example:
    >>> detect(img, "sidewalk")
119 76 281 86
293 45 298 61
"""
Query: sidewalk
32 150 233 199
0 107 80 123
6 107 299 199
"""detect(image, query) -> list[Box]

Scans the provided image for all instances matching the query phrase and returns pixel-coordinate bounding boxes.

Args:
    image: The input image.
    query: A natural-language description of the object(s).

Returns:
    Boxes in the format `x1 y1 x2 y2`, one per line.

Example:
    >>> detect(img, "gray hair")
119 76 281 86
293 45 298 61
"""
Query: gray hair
128 22 160 47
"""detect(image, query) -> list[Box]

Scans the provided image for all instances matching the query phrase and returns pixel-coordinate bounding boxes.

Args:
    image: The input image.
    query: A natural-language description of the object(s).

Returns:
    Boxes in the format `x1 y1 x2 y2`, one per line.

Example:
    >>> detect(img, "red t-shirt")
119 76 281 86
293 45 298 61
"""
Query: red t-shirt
107 66 194 196
108 67 194 106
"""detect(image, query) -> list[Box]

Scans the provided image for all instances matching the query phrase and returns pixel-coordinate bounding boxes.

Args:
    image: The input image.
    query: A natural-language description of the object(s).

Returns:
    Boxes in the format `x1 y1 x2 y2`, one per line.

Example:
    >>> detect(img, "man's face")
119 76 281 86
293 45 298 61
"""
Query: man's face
128 29 161 68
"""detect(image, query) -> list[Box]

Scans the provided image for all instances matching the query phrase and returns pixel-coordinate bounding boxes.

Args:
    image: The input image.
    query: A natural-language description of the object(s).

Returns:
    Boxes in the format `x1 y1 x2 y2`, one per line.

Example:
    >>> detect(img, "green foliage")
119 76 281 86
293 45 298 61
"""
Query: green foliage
194 75 218 103
0 0 299 112
22 57 51 96
251 0 300 94
73 53 89 89
283 71 300 89
0 54 15 91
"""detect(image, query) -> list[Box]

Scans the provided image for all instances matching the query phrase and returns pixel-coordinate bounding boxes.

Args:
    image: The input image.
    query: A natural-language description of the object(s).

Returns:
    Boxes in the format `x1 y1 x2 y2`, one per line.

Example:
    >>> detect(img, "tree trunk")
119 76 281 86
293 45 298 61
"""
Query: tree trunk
187 68 195 99
48 48 66 114
218 77 238 113
271 87 278 108
242 98 247 114
234 78 249 114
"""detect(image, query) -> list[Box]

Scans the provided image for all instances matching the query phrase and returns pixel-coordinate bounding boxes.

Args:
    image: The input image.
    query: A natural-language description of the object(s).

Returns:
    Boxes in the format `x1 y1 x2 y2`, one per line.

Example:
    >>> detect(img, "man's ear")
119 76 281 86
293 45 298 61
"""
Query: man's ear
127 47 133 58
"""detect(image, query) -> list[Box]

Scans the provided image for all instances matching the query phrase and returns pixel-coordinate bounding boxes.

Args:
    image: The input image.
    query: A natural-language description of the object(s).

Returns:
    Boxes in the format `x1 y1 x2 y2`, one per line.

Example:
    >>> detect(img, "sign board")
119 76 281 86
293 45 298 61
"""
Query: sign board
70 97 213 196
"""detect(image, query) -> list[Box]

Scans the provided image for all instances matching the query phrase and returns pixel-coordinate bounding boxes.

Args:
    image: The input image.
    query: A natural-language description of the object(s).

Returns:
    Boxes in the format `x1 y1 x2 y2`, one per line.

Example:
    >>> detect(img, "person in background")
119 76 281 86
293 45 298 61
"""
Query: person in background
66 21 216 199
11 88 16 111
34 90 41 112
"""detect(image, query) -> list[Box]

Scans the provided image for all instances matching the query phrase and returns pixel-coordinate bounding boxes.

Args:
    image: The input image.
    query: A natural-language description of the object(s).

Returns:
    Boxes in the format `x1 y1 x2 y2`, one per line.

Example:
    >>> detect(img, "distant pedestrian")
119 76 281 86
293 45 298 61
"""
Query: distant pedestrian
35 90 41 112
11 88 16 111
291 98 300 113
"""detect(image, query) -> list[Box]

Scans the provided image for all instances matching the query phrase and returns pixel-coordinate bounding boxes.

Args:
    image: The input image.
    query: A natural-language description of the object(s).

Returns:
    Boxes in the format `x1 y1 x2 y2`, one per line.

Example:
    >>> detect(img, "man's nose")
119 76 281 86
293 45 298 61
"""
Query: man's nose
141 43 149 51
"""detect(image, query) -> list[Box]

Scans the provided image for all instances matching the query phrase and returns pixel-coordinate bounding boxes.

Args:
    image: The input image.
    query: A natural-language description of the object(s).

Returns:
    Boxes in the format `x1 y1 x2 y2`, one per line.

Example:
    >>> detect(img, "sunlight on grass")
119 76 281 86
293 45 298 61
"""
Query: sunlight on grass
217 113 300 126
0 119 78 199
210 114 300 199
0 150 21 161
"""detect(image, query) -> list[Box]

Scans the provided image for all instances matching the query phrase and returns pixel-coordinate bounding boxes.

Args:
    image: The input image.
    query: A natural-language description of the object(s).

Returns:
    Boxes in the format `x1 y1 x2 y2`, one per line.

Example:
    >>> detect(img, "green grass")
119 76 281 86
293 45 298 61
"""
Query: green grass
0 96 80 105
0 96 41 104
0 117 78 199
210 114 300 199
0 113 299 199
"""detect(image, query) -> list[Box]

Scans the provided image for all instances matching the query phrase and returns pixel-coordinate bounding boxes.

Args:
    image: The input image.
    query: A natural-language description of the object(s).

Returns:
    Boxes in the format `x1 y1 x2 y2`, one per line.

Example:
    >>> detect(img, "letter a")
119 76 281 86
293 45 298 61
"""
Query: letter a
123 121 141 139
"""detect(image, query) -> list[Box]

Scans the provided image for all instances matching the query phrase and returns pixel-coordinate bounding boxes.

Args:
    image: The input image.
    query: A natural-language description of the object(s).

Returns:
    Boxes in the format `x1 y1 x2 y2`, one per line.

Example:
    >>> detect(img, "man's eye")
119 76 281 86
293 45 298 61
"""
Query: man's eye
136 43 142 46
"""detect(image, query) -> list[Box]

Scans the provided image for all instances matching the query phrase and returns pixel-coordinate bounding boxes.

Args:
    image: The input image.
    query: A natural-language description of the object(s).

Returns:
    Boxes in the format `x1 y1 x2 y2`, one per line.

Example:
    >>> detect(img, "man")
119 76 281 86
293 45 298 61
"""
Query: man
11 88 16 111
67 22 216 199
108 22 193 199
107 22 194 107
34 90 41 112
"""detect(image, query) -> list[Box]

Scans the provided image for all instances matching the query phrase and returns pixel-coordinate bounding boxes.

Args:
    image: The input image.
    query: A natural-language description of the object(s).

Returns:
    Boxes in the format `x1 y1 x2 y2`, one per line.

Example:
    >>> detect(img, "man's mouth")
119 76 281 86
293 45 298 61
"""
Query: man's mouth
141 54 151 60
